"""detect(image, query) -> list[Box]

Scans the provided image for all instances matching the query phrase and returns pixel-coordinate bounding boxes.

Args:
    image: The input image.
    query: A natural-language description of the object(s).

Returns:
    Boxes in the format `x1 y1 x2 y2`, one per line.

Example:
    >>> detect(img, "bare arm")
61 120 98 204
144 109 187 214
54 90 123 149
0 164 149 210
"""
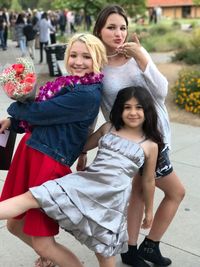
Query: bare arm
76 122 112 171
141 141 158 228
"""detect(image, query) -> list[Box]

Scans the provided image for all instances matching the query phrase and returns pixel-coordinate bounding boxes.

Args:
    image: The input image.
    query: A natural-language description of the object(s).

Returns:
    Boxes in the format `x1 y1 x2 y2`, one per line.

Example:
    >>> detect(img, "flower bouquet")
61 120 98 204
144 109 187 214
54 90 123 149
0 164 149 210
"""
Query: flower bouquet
0 57 36 102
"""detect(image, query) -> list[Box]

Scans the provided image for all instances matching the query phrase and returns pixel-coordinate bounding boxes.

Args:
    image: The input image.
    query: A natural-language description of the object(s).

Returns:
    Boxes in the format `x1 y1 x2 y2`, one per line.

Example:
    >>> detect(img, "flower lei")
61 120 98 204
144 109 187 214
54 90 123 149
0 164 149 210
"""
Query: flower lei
19 72 104 132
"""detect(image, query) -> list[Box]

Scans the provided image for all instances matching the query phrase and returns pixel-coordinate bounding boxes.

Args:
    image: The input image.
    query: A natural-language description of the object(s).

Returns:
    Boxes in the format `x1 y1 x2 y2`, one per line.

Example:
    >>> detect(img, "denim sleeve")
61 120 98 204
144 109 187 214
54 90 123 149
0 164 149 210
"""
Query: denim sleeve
7 86 101 126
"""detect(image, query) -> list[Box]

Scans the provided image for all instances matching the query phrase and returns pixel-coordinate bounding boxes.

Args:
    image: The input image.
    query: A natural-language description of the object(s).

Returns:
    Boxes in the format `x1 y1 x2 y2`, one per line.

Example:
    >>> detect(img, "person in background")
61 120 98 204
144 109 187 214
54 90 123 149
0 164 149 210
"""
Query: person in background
15 13 27 57
31 9 40 49
93 4 185 267
36 12 55 63
0 8 7 51
48 11 57 44
9 10 17 42
2 8 8 49
58 9 67 36
0 33 107 267
85 14 92 31
23 16 37 59
0 85 164 267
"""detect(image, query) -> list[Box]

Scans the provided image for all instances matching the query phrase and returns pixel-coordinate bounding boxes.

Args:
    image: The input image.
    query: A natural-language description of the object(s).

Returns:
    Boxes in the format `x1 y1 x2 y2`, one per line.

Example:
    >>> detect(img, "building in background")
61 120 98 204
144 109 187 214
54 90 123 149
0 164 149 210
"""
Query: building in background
147 0 200 19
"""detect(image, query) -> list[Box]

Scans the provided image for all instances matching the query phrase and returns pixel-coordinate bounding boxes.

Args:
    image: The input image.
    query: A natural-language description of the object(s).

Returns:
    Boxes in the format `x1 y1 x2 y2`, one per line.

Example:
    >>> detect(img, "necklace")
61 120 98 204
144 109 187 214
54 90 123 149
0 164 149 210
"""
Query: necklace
106 52 118 58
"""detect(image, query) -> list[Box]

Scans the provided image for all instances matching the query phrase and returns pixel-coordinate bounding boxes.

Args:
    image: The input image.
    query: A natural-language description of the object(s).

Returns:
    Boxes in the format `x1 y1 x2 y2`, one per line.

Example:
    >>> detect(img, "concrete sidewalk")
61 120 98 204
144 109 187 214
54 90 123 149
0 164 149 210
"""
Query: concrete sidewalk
0 40 200 266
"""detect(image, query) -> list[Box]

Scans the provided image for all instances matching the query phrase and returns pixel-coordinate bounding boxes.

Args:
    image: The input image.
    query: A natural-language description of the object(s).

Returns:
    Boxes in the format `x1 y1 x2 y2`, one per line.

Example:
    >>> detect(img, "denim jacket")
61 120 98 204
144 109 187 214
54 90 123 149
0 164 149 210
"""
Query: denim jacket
8 83 102 166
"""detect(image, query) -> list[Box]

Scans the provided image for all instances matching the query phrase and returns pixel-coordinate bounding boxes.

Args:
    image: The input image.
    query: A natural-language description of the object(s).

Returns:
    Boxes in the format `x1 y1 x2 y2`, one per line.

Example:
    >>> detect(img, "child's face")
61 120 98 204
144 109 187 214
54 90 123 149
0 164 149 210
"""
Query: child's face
68 40 93 76
122 97 145 129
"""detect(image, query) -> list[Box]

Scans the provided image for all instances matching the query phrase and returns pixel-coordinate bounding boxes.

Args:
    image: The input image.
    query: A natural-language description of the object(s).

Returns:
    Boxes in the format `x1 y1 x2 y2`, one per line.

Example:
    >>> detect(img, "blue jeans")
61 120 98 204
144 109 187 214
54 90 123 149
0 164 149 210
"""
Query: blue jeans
0 30 6 49
19 36 27 55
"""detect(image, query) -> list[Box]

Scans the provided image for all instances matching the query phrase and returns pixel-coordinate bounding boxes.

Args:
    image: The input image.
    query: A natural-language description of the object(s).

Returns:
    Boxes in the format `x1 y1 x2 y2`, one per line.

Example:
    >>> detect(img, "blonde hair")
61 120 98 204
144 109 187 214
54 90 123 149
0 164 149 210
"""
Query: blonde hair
64 33 107 74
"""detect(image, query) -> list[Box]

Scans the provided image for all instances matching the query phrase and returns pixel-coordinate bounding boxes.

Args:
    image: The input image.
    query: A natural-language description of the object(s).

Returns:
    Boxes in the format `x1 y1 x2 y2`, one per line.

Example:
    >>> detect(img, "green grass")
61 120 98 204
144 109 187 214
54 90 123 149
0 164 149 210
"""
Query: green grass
128 18 199 52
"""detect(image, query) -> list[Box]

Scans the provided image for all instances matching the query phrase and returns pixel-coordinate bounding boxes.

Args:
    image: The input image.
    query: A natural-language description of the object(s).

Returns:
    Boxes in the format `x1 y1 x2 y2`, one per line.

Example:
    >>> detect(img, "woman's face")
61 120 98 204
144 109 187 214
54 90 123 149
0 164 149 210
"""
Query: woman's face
68 40 93 76
100 14 128 52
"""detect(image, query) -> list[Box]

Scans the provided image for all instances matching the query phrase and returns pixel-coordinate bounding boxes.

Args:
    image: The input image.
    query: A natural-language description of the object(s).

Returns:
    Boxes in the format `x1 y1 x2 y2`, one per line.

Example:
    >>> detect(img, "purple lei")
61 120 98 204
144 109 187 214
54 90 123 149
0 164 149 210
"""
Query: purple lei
35 72 104 102
20 72 103 132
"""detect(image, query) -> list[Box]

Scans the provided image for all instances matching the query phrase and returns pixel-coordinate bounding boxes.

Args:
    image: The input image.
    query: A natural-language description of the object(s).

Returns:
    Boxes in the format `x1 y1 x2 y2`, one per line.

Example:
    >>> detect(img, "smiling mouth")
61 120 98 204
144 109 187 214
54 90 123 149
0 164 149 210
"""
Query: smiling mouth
73 68 86 71
128 118 139 121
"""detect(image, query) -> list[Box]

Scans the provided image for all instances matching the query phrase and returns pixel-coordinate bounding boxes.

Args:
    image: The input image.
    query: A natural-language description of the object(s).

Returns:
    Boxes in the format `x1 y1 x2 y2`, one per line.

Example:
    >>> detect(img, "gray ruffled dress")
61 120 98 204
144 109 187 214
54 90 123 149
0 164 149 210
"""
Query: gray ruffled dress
30 132 145 257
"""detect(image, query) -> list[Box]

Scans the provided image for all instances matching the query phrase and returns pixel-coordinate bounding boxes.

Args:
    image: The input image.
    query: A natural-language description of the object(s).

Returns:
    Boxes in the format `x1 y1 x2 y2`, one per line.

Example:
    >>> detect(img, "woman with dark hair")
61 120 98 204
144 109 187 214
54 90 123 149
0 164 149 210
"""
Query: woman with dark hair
0 86 163 267
92 4 185 267
15 13 27 56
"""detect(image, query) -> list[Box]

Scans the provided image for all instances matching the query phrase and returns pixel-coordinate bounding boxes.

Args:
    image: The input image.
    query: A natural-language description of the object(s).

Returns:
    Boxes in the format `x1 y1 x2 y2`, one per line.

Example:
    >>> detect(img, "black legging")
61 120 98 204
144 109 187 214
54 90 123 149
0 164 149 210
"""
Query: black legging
39 41 48 63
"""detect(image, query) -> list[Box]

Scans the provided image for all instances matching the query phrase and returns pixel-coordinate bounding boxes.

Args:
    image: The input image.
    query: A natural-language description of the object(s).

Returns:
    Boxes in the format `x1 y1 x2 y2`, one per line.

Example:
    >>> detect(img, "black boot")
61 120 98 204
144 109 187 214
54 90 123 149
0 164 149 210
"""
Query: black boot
121 245 150 267
138 237 172 266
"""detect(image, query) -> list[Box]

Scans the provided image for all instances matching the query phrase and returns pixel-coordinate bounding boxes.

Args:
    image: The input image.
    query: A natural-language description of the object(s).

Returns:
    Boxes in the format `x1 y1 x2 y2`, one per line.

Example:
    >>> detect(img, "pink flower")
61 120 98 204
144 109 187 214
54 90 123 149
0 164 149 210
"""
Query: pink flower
4 82 16 97
23 84 33 93
12 64 25 75
24 73 36 84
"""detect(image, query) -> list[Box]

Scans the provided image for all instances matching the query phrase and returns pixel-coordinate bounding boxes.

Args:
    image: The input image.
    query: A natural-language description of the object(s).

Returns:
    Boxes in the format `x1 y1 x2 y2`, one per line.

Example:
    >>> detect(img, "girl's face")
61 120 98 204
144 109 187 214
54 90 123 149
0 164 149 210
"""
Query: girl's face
122 97 145 129
100 14 128 52
68 41 93 76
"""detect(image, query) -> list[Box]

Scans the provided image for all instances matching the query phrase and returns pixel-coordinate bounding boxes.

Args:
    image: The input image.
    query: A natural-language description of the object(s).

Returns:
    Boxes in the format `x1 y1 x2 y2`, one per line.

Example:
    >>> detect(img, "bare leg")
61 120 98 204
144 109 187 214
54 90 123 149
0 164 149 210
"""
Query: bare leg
7 218 33 247
96 254 115 267
32 236 84 267
127 171 185 243
0 191 38 219
127 174 144 245
123 171 185 266
138 171 185 266
121 174 149 266
147 171 185 240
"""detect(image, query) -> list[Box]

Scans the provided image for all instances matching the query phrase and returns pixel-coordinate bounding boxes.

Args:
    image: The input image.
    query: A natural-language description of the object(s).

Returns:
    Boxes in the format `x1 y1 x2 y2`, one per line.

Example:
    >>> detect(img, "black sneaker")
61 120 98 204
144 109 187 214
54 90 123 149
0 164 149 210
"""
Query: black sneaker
138 237 172 266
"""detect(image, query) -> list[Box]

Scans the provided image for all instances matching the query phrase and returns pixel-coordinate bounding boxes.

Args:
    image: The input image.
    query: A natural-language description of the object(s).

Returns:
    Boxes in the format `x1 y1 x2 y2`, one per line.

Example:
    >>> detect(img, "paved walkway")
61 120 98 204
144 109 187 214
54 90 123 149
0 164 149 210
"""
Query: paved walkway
0 40 200 266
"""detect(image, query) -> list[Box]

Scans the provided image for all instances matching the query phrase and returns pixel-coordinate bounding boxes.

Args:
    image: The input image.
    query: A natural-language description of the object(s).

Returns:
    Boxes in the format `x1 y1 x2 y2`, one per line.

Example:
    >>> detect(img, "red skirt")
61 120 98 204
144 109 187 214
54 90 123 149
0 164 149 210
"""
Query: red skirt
0 133 72 236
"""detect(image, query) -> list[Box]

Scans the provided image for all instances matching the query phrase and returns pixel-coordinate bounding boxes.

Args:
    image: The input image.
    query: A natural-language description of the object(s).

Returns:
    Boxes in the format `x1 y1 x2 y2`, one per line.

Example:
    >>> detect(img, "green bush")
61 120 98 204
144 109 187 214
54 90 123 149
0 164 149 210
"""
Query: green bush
148 24 171 35
172 48 200 64
190 28 200 49
172 21 181 28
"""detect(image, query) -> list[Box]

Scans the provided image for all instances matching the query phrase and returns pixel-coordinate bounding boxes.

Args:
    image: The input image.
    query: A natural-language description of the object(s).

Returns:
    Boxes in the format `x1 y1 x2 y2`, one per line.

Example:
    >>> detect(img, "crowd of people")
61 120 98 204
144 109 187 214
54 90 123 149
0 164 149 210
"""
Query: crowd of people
0 4 185 267
0 7 92 60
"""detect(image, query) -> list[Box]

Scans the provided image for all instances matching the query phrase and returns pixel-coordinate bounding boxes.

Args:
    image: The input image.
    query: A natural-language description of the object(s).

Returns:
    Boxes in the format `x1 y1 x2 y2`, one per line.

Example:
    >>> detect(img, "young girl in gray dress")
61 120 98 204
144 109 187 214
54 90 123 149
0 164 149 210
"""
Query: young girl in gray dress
93 5 185 266
0 86 164 267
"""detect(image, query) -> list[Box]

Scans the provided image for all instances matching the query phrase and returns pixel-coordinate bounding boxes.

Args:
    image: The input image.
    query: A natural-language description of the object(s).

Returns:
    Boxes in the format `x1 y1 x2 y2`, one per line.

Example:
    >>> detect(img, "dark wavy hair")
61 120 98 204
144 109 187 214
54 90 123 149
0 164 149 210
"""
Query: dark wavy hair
110 86 164 153
93 4 128 39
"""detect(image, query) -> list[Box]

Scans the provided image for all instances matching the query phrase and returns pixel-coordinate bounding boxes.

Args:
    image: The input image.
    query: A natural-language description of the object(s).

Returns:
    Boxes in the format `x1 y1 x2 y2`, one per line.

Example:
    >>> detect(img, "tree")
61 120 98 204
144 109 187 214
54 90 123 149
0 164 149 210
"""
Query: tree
193 0 200 5
1 0 11 9
10 0 22 12
51 0 146 18
19 0 40 10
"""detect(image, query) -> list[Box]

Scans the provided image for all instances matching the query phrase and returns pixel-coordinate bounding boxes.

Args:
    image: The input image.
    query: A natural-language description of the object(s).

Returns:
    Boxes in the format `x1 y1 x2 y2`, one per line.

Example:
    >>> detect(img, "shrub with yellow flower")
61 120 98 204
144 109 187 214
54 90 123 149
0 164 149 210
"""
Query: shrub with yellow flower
173 69 200 115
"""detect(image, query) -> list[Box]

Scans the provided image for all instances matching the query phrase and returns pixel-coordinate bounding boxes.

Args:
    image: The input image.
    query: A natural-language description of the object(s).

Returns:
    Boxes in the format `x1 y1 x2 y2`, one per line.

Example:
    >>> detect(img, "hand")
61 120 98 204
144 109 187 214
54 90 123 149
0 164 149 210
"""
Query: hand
76 154 87 171
116 33 141 58
0 118 11 133
141 211 153 229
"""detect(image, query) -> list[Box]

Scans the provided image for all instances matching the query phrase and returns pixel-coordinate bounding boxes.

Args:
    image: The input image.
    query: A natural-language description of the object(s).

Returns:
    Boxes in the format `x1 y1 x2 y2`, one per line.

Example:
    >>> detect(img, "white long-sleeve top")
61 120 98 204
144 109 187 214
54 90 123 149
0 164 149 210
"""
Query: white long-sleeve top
38 18 55 43
102 47 171 147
